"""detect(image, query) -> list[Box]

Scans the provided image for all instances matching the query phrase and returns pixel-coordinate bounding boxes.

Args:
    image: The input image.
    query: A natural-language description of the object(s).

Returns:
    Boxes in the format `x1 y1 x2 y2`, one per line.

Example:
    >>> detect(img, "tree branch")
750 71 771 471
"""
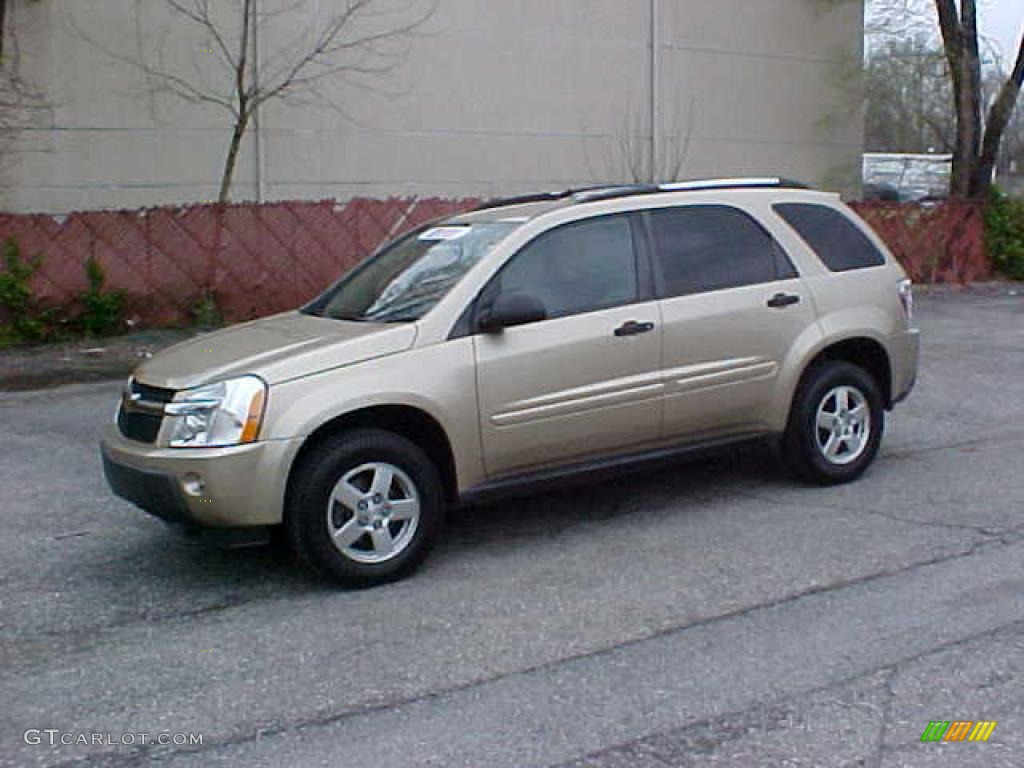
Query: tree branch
67 11 237 115
934 0 961 89
164 0 238 71
974 33 1024 192
67 0 433 202
252 0 433 108
236 0 251 115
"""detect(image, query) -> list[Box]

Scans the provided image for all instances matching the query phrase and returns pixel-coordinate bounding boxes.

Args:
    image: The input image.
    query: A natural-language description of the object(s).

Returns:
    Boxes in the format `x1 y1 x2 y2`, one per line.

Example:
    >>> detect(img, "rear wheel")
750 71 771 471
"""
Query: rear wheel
286 429 445 587
782 361 884 484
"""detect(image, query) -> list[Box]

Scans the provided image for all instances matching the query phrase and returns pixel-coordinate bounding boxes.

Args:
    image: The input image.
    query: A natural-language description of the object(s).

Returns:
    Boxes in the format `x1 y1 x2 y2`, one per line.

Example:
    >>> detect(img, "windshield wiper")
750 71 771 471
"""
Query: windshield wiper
361 297 438 323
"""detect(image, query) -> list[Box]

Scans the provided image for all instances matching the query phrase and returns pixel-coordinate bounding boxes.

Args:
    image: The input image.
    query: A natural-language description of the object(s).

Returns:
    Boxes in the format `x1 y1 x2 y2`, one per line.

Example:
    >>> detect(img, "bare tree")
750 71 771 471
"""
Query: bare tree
935 0 1024 197
585 95 695 186
74 0 433 203
865 37 954 153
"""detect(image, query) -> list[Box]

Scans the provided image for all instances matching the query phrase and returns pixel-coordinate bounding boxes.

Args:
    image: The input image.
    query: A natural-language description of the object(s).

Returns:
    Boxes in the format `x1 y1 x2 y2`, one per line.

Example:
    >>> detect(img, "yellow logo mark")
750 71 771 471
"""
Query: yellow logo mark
969 721 997 742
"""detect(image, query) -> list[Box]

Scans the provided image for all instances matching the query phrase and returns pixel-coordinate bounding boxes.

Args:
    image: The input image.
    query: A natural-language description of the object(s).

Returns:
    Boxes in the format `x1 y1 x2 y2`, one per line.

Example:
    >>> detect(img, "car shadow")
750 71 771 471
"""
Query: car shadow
437 441 783 557
85 441 784 602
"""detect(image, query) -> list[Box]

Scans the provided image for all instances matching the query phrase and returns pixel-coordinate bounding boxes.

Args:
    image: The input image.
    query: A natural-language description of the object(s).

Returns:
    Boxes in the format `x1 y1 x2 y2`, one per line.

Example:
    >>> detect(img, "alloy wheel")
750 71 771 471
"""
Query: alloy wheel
326 462 421 564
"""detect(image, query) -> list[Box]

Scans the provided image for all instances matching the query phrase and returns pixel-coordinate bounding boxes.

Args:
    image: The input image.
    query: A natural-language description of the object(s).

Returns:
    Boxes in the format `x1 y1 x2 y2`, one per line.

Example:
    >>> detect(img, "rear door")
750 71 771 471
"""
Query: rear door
474 213 663 478
648 204 818 439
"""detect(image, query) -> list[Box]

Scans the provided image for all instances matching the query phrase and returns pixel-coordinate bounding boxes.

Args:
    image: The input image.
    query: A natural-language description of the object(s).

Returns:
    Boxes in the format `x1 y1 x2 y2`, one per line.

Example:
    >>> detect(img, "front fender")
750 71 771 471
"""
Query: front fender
263 338 486 493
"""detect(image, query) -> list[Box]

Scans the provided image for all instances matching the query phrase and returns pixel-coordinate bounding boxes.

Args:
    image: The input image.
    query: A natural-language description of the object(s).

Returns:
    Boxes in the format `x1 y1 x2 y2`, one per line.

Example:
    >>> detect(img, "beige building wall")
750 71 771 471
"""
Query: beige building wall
0 0 864 214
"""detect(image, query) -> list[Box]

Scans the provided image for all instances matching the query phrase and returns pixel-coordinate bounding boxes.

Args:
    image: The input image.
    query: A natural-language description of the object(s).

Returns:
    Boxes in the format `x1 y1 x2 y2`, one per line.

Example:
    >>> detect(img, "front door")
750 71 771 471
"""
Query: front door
474 213 662 478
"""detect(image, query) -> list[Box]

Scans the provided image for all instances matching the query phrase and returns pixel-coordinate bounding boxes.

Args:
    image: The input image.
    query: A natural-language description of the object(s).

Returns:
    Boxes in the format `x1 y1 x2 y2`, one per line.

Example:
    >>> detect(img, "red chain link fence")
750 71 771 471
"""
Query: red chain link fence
0 197 992 329
0 197 480 327
850 200 991 284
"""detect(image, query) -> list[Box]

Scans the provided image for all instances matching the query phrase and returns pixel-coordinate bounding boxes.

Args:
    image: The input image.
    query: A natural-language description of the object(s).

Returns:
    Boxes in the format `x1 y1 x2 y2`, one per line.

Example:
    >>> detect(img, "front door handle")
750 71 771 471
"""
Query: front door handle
766 293 801 309
614 320 655 337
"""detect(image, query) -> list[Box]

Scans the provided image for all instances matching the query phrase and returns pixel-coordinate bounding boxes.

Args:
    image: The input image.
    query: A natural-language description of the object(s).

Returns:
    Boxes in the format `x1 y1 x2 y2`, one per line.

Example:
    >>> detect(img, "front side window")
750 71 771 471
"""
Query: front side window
487 214 639 320
650 205 795 298
774 203 886 272
305 221 520 323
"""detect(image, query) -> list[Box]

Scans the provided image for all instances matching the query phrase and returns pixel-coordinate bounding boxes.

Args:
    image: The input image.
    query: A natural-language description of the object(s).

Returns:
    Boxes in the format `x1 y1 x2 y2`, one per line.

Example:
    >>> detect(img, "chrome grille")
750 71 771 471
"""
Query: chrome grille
117 380 176 444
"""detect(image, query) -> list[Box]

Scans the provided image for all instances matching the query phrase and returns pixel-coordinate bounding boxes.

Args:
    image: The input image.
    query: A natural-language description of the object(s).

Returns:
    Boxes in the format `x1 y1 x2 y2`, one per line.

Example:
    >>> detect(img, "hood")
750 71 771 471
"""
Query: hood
133 311 418 390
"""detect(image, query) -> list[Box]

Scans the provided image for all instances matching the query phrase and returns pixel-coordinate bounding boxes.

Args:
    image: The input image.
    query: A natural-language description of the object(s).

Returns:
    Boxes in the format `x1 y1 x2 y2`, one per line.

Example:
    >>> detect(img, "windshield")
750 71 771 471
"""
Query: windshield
304 221 520 323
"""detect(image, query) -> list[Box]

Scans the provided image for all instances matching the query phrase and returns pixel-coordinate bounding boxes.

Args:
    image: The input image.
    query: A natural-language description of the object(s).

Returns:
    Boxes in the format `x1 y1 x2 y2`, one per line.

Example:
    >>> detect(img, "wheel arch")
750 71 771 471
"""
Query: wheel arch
285 404 460 512
793 336 894 414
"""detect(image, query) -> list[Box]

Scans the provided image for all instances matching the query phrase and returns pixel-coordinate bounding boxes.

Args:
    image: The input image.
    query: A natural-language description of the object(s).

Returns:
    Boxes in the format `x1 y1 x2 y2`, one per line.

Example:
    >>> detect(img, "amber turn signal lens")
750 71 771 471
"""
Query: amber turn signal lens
240 389 265 443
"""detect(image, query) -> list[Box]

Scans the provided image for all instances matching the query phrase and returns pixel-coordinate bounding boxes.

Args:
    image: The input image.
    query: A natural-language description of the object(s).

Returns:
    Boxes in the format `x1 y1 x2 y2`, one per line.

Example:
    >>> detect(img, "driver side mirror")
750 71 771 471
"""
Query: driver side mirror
477 292 547 333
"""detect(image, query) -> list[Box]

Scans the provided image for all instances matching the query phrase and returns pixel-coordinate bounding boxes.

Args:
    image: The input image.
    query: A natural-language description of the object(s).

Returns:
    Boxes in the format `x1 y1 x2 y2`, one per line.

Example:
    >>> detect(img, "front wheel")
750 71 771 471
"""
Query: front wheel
286 429 445 587
781 361 884 485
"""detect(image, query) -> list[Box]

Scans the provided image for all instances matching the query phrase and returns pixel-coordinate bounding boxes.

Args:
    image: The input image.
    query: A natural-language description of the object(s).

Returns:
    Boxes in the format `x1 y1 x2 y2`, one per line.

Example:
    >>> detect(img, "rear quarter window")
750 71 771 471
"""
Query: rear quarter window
774 203 886 272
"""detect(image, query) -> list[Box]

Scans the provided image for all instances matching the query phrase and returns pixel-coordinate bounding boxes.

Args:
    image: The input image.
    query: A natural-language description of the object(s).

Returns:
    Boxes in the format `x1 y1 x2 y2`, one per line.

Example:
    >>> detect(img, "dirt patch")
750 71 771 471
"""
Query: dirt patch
0 329 208 391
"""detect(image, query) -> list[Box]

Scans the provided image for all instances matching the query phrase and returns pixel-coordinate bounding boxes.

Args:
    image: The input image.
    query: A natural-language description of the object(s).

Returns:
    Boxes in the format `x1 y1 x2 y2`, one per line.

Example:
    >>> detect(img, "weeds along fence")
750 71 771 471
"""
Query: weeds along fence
0 197 992 328
0 197 479 327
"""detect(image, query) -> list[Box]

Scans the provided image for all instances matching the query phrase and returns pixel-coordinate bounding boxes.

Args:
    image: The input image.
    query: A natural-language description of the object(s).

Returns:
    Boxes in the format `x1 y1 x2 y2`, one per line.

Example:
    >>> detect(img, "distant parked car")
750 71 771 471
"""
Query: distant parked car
862 182 901 202
102 178 920 586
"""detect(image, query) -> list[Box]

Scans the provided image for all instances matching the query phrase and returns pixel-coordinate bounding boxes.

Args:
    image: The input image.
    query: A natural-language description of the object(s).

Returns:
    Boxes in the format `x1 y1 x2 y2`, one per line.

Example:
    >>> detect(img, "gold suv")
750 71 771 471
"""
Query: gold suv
102 179 920 586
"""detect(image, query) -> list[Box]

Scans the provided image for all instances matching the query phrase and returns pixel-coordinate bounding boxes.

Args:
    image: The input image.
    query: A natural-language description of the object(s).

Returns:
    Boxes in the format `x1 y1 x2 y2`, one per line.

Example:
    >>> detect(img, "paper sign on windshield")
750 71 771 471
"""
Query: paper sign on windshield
418 226 471 242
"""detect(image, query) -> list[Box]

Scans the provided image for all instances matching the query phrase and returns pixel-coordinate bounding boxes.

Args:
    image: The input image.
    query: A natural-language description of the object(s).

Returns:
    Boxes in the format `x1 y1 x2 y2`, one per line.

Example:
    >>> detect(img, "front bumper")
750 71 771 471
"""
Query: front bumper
888 328 921 404
100 424 301 528
102 450 193 525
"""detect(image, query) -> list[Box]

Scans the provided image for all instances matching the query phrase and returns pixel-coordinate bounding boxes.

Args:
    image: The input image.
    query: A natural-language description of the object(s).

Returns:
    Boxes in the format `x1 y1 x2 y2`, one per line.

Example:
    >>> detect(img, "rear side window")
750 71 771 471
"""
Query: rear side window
649 205 796 298
774 203 886 272
493 214 639 319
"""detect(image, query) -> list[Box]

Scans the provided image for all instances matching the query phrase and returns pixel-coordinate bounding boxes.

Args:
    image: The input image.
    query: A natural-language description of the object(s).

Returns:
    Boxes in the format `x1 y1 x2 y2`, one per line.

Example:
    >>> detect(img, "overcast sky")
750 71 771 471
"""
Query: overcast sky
982 0 1023 63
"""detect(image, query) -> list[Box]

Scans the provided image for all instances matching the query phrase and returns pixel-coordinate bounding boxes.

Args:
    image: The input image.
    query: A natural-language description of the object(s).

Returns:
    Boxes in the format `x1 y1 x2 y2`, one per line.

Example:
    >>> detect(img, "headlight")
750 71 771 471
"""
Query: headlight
166 375 266 448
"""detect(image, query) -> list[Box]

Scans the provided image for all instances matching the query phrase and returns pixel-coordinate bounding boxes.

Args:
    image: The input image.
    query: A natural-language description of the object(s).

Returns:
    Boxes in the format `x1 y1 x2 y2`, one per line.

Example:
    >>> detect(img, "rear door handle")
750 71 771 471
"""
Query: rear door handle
766 293 801 309
614 320 655 337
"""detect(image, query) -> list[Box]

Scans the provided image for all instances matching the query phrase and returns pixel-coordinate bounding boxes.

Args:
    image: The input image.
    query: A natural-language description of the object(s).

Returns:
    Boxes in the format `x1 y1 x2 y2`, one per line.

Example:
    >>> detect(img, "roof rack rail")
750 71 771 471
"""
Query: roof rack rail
569 178 810 205
657 177 809 192
570 184 660 204
473 191 571 211
473 178 811 212
473 183 662 211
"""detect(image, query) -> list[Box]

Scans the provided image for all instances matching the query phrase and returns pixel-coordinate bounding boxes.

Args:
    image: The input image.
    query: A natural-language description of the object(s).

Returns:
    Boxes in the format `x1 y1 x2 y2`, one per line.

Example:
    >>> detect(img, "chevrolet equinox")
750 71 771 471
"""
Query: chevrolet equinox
102 179 920 586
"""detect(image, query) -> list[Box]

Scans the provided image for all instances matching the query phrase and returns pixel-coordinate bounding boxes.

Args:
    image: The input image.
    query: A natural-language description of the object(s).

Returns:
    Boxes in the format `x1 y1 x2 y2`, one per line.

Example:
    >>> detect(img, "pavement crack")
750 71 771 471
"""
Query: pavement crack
881 431 1024 461
45 535 1024 767
872 667 898 768
548 620 1024 768
858 507 1001 537
732 487 1008 539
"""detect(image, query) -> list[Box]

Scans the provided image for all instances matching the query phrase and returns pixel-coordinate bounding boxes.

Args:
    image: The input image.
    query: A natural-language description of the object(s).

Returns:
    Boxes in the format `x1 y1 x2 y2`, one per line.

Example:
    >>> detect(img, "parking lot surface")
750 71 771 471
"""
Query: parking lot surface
1 290 1022 767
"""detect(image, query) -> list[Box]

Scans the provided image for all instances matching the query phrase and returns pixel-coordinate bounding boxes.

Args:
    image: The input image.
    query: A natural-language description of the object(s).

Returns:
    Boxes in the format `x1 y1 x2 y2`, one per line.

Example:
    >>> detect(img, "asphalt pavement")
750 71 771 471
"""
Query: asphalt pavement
1 290 1022 767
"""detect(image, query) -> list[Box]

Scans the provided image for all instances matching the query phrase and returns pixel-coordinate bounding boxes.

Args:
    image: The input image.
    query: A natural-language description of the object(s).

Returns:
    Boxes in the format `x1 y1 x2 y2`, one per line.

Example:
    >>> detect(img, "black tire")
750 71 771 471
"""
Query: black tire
781 361 884 485
286 429 445 587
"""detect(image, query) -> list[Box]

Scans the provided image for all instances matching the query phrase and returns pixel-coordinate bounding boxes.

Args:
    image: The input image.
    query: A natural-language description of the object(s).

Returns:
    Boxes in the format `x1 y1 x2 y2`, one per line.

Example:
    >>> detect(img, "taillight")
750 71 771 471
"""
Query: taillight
897 279 913 322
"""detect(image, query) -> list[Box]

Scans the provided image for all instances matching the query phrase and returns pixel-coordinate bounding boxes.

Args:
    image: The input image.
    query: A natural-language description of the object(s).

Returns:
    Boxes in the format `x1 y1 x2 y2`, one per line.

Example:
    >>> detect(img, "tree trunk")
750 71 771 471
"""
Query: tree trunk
970 37 1024 198
938 0 986 197
936 0 967 195
0 0 7 63
218 0 253 204
218 112 249 204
